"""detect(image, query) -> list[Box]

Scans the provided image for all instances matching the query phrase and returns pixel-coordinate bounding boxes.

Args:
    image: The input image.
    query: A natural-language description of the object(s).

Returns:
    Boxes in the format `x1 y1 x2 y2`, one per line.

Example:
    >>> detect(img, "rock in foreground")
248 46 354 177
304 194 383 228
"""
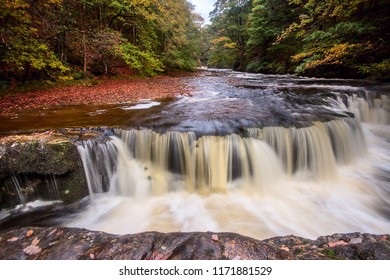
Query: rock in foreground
0 227 389 260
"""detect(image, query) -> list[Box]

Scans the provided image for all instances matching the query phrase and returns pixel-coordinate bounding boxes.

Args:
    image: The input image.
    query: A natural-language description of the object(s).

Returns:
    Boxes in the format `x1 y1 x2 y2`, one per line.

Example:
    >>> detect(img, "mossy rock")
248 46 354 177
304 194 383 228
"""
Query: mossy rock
0 137 80 176
0 132 89 209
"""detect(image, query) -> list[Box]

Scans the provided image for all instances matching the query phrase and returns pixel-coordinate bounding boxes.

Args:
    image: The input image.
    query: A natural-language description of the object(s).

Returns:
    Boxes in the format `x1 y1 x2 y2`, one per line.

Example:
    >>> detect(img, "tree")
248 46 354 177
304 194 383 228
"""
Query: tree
208 0 253 70
156 0 202 70
246 0 300 73
206 0 390 79
0 0 202 82
280 0 390 78
0 0 68 80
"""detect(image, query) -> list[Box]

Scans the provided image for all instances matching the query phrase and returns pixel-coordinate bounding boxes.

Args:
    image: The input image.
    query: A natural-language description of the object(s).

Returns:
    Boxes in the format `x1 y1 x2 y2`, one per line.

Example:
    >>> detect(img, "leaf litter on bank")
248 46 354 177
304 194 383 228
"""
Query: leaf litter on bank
0 75 192 117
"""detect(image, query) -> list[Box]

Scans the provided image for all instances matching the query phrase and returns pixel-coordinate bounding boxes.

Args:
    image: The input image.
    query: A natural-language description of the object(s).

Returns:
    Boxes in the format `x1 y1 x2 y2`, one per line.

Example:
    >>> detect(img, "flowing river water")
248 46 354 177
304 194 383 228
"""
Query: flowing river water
3 70 390 239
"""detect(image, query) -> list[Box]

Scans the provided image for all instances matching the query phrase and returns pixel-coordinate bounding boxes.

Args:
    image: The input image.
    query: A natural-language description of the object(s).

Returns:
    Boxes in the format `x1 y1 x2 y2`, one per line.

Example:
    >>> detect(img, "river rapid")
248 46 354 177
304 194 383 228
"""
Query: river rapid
59 70 390 239
1 69 389 240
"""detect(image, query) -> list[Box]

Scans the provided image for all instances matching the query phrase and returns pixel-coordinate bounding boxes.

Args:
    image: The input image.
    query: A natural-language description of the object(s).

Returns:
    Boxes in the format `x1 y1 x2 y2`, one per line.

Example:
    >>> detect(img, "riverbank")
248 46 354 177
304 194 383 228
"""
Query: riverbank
0 73 192 117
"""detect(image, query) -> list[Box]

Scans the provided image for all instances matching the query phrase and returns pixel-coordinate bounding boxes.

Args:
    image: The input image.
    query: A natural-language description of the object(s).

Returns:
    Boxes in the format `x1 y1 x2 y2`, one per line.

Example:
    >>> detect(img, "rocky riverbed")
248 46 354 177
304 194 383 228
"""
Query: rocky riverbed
1 70 389 261
0 227 389 260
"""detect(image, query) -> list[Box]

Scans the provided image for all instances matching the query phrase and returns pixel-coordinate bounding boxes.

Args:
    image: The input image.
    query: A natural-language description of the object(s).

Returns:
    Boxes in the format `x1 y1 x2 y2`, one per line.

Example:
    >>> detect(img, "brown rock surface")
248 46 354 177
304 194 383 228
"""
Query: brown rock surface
0 227 389 260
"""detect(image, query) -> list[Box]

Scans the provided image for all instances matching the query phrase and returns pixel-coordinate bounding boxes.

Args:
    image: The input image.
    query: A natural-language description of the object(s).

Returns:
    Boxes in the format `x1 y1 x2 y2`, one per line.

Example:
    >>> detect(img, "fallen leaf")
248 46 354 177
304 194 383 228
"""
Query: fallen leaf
212 234 219 242
31 237 40 246
26 230 34 237
23 245 41 255
7 237 19 242
48 229 57 237
280 245 290 252
90 253 95 259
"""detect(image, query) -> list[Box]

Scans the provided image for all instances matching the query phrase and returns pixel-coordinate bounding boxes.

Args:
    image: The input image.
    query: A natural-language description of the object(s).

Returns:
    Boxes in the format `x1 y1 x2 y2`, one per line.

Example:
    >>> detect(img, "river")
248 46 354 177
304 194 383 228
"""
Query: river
2 70 390 239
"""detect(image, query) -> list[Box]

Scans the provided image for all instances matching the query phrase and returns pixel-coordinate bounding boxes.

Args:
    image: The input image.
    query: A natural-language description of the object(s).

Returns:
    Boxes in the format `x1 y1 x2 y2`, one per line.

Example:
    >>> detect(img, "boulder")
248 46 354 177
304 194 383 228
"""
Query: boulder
0 227 388 260
0 130 96 209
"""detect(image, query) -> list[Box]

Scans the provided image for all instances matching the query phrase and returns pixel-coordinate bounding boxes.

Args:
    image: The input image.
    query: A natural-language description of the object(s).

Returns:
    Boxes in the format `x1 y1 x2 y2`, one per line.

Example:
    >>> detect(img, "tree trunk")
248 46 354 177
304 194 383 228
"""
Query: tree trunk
81 3 87 76
82 31 87 76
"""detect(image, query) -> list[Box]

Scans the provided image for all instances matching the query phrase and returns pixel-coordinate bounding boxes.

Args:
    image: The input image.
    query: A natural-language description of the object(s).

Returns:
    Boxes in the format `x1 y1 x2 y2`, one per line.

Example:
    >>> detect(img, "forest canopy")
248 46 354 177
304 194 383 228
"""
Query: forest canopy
1 0 389 82
205 0 390 80
0 0 202 82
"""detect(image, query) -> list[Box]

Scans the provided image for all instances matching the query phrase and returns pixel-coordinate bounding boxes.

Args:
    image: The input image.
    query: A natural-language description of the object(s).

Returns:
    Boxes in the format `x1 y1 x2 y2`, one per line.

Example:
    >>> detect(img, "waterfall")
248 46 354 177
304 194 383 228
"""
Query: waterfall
68 72 390 239
78 130 285 196
247 118 366 178
10 174 26 206
336 91 390 124
78 117 367 197
77 140 118 195
46 174 61 201
70 115 390 238
1 174 62 210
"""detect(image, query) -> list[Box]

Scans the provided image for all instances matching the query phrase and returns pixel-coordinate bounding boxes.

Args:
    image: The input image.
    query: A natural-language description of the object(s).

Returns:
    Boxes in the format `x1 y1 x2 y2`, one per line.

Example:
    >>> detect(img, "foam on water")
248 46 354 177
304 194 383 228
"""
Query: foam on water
67 121 390 239
65 71 390 239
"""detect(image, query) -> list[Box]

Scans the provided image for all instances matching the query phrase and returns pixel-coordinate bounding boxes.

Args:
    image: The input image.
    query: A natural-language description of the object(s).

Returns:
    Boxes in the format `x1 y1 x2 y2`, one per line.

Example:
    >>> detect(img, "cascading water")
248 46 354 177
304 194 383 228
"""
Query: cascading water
66 71 390 239
9 174 26 206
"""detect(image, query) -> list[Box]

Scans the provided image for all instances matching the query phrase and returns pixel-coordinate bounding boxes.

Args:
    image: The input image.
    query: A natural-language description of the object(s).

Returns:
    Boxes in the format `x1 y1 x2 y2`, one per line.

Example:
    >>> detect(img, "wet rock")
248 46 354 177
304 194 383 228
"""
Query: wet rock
0 227 292 260
0 199 89 232
0 131 92 209
0 227 388 260
265 233 390 260
0 132 80 176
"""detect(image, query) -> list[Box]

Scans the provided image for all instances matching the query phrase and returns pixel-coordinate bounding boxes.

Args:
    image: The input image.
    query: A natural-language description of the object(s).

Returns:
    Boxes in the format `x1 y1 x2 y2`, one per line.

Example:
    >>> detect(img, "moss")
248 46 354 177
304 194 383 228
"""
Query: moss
57 169 88 204
0 133 90 209
293 248 303 255
322 248 339 259
0 137 80 175
205 248 214 257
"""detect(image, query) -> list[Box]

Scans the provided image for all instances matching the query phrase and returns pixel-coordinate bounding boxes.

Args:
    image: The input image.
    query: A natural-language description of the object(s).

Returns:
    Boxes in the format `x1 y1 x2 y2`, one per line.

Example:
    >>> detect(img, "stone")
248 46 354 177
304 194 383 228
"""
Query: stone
0 130 93 209
0 227 388 260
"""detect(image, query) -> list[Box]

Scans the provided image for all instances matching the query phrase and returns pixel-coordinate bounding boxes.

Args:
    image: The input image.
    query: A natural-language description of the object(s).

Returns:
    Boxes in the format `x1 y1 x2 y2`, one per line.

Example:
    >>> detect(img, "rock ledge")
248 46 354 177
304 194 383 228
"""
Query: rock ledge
0 227 389 260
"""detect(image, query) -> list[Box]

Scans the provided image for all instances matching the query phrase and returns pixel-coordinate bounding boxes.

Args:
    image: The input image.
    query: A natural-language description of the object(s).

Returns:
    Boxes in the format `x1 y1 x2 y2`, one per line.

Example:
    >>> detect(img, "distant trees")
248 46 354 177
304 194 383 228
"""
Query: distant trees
284 0 389 78
2 0 389 82
207 0 253 70
0 0 69 80
245 0 301 74
207 0 390 80
0 0 202 82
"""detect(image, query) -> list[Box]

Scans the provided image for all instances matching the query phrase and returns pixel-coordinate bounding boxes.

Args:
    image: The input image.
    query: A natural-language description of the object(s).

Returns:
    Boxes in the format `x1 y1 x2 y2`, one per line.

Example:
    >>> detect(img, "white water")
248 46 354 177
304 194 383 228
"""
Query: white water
121 101 161 110
67 86 390 240
69 131 390 239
